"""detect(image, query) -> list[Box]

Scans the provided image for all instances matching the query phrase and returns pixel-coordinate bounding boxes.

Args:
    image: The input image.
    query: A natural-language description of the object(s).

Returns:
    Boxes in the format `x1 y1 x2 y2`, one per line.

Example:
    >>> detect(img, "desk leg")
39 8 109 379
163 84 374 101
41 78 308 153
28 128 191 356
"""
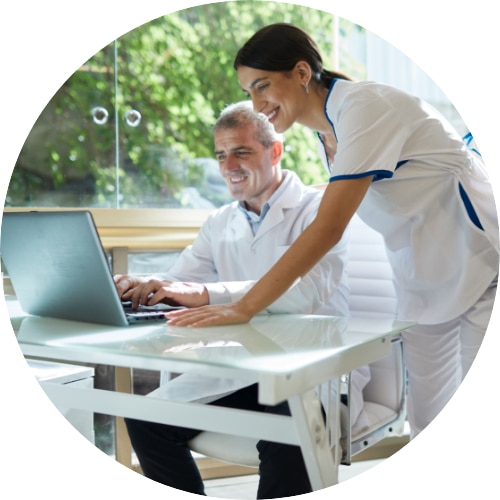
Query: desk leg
111 247 133 468
115 366 133 469
288 389 338 490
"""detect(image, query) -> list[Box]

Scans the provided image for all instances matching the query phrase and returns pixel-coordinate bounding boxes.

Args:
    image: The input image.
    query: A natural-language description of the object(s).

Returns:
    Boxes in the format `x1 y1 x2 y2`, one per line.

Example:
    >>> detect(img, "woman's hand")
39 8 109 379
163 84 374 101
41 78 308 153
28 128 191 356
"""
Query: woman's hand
165 301 254 327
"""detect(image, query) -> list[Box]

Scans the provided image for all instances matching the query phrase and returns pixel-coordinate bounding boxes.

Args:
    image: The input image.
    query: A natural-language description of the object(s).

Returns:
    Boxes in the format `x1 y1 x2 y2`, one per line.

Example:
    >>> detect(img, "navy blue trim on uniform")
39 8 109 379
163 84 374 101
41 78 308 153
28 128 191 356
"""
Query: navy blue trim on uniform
323 79 338 141
462 131 482 157
459 182 484 230
463 131 474 146
329 170 393 183
318 81 338 175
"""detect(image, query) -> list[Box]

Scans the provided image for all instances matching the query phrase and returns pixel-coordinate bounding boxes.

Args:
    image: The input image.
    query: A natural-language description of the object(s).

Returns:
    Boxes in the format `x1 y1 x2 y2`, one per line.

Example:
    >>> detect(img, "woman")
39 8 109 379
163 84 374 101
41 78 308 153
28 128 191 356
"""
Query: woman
166 23 499 437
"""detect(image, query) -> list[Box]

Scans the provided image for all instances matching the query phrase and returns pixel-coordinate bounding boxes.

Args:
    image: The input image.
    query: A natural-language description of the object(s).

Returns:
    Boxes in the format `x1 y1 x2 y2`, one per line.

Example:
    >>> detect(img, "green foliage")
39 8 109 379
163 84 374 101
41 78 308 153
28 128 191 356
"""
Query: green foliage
7 1 364 208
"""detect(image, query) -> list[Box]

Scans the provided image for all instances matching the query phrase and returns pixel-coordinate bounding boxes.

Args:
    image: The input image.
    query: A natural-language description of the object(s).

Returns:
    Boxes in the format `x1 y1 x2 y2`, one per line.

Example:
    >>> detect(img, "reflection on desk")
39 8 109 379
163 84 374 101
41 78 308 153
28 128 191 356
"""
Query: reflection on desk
12 307 413 405
7 297 416 491
14 312 407 373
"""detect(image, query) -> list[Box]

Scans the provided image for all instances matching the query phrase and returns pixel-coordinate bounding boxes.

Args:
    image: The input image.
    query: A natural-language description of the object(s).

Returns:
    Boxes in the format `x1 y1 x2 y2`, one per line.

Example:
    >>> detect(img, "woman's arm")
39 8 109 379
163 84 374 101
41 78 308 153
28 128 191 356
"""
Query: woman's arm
166 176 373 326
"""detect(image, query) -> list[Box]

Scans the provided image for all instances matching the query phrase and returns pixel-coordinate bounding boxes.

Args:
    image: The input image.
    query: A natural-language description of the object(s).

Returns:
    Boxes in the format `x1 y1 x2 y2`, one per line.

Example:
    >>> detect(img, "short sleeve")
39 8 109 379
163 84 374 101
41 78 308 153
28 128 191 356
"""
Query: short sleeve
326 84 410 182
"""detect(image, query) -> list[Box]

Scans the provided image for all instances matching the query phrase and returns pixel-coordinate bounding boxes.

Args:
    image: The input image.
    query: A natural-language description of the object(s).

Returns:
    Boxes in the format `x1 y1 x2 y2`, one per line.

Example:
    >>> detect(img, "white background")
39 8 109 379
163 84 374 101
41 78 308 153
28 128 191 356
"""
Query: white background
1 1 498 498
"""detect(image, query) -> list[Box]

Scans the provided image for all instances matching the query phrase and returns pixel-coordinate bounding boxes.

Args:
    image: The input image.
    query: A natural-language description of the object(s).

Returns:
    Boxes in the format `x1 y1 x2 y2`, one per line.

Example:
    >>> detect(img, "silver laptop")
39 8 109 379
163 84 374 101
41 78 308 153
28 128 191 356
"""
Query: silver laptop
1 210 183 326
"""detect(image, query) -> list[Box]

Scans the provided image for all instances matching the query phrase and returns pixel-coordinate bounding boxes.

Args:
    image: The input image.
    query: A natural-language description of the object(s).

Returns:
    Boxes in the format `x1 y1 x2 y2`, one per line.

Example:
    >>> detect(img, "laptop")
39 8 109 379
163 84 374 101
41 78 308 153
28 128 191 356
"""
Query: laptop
1 210 183 326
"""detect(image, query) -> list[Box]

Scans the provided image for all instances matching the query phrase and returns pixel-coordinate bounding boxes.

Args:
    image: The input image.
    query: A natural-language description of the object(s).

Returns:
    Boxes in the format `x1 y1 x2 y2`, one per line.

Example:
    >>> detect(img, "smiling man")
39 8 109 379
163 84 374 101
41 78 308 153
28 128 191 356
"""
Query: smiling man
213 103 283 214
114 101 368 498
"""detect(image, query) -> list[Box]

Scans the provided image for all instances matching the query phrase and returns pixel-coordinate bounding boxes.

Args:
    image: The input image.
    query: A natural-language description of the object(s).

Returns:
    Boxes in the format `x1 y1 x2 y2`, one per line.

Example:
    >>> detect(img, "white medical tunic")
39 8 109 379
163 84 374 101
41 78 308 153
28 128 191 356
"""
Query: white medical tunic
319 79 499 325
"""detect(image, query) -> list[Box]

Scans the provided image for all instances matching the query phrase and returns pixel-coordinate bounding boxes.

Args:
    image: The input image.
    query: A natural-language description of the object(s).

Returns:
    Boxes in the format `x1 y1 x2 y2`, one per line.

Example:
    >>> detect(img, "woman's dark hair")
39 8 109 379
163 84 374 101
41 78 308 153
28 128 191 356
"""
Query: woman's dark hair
234 23 352 87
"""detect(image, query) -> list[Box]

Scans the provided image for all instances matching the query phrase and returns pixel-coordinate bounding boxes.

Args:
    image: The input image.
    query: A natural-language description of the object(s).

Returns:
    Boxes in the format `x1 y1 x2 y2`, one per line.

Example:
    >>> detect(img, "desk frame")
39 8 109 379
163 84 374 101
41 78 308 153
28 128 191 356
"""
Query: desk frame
20 331 394 490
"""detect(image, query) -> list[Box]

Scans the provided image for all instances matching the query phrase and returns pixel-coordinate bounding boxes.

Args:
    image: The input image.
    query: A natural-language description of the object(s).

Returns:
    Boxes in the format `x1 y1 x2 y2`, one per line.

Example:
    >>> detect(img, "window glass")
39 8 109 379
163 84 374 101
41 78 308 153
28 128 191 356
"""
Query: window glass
7 3 364 209
5 4 469 210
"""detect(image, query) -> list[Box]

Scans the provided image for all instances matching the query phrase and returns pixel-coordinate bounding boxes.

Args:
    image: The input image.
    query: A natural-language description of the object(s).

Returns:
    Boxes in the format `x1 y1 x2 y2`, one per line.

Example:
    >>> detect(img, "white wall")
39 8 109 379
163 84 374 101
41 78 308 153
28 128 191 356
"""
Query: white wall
364 31 468 135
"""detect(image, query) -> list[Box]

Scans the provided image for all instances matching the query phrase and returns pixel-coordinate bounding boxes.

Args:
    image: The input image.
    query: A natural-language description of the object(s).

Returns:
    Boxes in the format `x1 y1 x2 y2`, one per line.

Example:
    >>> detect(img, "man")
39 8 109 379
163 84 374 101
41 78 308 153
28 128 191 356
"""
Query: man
115 101 368 498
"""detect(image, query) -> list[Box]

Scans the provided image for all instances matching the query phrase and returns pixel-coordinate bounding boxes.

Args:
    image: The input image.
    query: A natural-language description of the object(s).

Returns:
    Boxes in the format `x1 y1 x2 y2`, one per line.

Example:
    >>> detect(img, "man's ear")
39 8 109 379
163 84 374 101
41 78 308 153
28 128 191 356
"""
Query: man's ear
271 141 283 165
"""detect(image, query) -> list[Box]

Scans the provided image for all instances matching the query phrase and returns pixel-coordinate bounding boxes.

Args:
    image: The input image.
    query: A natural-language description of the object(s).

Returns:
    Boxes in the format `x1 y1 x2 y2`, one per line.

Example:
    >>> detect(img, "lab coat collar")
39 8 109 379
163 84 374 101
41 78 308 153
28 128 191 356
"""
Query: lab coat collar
230 170 307 243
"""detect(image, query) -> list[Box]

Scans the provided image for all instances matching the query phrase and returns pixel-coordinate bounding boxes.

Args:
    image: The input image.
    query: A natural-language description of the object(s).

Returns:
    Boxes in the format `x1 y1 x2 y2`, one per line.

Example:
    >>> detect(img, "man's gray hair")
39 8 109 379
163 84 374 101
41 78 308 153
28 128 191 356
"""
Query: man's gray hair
214 101 282 148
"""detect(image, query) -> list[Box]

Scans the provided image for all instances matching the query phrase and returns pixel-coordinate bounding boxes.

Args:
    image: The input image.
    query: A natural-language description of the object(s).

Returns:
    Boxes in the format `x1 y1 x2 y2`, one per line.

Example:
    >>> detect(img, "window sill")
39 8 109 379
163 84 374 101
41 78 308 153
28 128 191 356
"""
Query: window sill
2 207 211 251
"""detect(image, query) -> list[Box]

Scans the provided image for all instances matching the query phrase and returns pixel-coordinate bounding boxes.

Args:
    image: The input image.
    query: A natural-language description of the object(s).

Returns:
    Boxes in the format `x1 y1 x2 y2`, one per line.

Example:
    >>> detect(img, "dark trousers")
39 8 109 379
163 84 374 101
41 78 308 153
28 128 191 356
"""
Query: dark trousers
125 384 312 499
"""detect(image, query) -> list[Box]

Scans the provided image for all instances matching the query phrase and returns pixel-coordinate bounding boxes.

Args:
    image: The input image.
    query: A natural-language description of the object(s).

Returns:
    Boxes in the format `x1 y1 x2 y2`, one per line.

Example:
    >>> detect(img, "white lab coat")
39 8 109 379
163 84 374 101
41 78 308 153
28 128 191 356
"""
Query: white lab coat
149 170 371 433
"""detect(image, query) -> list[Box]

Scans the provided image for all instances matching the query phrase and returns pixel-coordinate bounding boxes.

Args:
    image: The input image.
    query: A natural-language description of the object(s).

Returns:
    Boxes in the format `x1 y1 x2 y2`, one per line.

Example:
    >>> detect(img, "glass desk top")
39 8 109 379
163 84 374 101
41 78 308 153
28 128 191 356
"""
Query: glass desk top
8 297 414 378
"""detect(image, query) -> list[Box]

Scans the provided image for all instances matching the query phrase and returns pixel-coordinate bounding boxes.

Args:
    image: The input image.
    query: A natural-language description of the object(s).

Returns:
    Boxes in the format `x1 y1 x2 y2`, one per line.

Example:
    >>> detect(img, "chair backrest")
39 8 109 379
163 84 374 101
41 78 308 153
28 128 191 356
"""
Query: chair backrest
346 214 401 410
346 214 396 319
342 215 406 463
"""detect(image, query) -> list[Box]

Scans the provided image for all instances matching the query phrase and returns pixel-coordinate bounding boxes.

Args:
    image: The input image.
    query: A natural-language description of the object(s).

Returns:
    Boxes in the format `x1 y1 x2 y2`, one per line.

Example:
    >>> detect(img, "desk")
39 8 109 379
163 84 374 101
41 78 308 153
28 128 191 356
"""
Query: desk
8 298 414 491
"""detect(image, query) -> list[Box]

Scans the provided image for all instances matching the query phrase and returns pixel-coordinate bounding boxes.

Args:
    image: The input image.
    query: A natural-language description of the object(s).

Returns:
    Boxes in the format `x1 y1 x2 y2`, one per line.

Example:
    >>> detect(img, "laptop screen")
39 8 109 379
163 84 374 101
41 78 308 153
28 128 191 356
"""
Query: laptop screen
2 211 132 326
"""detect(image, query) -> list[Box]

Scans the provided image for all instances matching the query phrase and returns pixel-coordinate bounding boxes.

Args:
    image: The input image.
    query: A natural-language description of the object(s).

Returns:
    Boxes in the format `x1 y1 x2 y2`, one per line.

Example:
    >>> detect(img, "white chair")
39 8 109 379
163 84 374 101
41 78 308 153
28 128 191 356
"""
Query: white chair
340 214 406 464
189 214 407 471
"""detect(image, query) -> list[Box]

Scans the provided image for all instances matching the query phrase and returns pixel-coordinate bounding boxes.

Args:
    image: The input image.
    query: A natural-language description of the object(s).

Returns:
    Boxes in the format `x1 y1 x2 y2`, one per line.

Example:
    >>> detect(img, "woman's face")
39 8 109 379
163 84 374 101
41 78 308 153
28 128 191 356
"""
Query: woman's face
237 65 306 134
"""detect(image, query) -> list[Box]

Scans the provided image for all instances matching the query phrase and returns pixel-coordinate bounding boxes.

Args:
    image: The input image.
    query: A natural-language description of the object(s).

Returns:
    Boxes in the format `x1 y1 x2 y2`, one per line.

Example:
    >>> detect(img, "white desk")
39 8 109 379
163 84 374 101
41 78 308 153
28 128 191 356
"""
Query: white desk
8 298 414 491
27 358 95 443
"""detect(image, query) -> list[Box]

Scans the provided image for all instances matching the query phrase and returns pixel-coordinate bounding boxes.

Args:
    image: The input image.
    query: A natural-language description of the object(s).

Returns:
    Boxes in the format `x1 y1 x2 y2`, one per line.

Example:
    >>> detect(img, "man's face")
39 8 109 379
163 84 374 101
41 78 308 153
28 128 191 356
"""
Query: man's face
214 125 283 214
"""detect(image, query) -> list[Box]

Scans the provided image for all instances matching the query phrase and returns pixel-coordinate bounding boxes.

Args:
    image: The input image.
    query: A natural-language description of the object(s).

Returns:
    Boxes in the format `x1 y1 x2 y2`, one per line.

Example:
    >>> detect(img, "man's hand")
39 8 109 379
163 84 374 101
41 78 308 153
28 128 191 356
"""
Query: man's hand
114 274 148 304
114 275 209 309
139 280 210 309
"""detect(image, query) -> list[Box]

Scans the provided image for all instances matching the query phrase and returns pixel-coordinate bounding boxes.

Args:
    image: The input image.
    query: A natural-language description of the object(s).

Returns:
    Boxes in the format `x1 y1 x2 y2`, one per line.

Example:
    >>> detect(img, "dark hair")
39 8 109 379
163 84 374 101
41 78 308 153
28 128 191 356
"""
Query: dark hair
234 23 352 88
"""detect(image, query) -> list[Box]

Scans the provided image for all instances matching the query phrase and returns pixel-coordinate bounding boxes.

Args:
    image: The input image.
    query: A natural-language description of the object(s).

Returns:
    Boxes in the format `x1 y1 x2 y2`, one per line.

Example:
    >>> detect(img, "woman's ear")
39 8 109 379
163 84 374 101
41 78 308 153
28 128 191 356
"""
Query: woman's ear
294 61 312 86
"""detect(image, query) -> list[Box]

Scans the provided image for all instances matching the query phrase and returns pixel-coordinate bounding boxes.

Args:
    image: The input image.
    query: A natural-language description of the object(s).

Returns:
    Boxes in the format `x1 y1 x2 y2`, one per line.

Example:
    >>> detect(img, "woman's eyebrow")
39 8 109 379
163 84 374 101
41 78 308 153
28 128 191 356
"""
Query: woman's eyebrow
250 77 267 88
242 77 268 92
